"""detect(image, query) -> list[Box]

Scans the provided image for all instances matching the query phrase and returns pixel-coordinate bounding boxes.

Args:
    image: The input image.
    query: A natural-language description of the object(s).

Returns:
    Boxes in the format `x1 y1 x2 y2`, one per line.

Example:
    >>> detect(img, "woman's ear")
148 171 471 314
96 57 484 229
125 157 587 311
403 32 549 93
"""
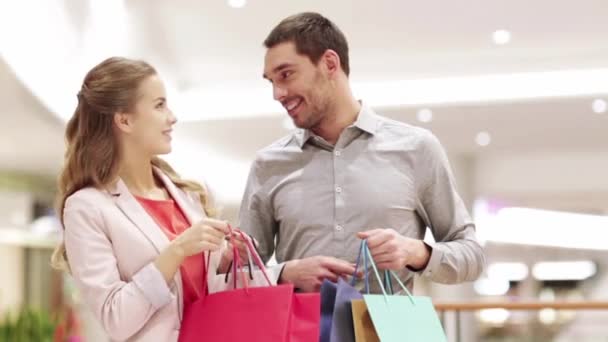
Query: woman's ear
113 112 132 133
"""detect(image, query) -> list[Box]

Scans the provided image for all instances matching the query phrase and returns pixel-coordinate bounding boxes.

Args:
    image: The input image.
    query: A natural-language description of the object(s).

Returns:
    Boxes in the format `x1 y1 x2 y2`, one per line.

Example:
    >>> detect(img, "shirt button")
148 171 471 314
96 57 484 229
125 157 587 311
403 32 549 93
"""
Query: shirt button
334 150 341 157
335 225 343 231
335 186 342 193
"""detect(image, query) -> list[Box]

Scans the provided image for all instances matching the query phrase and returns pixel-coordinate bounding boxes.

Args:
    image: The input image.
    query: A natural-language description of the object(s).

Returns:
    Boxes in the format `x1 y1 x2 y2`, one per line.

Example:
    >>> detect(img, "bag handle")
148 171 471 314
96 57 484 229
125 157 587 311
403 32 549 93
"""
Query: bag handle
226 224 273 289
238 229 272 286
227 224 250 290
201 250 211 296
362 240 415 305
384 269 394 296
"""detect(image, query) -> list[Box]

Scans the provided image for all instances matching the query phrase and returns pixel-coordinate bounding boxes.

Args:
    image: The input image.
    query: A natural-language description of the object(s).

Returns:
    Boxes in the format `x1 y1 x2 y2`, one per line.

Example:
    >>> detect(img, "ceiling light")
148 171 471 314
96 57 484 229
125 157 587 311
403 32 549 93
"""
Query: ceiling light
416 108 433 123
228 0 246 8
493 30 511 45
475 131 491 146
592 99 607 114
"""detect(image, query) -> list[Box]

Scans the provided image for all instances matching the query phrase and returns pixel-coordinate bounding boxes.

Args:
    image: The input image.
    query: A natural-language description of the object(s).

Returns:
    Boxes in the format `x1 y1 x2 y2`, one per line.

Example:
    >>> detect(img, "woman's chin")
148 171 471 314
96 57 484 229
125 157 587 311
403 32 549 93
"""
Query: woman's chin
154 146 172 155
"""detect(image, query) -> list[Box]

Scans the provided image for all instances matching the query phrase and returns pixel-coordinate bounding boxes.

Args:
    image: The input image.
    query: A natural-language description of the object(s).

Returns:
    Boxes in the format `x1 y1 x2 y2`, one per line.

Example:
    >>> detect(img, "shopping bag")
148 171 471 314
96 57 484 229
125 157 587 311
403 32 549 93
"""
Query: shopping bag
289 291 321 342
320 277 363 342
320 279 338 342
178 227 320 342
360 240 447 342
351 299 380 342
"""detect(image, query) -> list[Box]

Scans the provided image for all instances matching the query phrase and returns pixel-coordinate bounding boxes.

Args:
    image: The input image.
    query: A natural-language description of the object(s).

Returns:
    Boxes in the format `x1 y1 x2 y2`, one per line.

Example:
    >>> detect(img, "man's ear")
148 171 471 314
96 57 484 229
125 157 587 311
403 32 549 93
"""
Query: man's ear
113 112 132 133
322 49 341 78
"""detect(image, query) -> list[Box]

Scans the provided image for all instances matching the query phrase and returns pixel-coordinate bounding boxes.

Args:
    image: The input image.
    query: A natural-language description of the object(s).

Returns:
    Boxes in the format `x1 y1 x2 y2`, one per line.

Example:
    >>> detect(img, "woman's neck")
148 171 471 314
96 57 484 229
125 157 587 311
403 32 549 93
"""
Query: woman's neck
119 149 166 199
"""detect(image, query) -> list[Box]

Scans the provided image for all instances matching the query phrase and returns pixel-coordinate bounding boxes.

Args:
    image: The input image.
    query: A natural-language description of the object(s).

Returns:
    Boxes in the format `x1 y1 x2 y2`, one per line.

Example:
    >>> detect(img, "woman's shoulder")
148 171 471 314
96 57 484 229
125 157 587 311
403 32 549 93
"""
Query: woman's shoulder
64 186 112 211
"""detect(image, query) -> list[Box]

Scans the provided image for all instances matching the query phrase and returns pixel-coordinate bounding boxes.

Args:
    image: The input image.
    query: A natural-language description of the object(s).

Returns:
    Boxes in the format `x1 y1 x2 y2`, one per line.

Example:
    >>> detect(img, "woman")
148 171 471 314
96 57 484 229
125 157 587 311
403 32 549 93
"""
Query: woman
51 57 278 341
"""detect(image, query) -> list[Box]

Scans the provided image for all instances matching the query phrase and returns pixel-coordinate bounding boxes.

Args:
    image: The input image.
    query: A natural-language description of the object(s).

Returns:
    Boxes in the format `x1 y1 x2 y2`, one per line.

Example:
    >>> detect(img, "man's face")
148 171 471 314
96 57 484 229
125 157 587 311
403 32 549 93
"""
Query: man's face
263 42 332 129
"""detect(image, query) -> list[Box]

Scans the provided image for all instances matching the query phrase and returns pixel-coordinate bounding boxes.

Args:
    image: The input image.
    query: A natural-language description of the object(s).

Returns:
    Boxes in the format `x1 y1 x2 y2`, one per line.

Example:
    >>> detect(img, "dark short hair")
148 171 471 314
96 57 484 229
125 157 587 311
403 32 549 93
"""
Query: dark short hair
264 12 350 76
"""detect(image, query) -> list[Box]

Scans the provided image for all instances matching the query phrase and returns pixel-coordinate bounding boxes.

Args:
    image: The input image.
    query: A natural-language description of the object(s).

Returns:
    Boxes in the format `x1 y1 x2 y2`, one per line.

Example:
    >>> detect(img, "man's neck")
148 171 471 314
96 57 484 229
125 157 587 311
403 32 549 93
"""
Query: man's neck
312 94 361 146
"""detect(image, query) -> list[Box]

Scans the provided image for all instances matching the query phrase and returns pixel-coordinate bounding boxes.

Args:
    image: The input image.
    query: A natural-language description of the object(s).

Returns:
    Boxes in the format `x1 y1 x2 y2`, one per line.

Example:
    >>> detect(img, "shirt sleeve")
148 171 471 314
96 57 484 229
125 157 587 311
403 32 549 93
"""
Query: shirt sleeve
238 156 279 264
413 130 486 283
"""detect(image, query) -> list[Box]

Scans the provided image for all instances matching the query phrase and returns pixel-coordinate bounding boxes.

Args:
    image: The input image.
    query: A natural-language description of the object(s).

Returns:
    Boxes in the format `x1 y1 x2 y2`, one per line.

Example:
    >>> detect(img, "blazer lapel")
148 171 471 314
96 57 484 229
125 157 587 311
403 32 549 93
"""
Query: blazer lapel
109 178 170 253
154 167 206 225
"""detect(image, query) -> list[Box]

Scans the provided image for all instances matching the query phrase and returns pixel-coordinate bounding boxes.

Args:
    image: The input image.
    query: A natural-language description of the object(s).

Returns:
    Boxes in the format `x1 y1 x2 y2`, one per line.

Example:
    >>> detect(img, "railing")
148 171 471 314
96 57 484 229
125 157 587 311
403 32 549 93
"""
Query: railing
434 301 608 342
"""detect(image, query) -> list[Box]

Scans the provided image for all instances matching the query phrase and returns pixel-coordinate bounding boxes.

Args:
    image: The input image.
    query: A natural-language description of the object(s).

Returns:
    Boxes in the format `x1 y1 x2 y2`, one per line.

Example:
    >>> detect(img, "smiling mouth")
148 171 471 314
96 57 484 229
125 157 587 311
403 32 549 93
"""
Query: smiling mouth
284 98 303 115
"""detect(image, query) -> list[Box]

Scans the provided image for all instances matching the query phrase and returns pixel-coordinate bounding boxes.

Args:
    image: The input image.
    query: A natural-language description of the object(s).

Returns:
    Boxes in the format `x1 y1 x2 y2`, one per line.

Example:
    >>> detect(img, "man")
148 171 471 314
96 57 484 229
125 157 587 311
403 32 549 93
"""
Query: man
239 12 485 293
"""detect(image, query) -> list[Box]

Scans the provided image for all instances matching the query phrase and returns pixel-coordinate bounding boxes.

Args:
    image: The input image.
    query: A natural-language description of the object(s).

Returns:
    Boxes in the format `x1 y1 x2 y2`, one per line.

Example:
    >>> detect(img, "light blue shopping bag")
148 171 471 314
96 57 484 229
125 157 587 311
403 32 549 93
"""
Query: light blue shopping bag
359 240 447 342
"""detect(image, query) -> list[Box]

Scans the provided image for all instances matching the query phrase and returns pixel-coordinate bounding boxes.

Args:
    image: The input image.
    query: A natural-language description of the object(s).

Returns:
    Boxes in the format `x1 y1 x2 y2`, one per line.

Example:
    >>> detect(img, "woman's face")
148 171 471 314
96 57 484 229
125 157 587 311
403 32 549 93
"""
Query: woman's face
119 75 177 156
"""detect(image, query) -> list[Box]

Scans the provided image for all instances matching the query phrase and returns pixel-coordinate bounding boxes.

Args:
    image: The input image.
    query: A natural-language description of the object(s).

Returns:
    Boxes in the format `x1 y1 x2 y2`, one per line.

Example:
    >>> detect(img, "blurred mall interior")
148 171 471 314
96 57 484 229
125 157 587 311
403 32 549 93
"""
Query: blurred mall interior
0 0 607 341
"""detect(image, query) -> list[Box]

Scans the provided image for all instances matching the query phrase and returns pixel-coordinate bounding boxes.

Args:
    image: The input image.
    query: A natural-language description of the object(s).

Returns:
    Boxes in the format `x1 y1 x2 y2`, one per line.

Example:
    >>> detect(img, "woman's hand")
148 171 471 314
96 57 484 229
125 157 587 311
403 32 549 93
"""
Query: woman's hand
155 218 229 283
171 218 229 258
218 228 254 274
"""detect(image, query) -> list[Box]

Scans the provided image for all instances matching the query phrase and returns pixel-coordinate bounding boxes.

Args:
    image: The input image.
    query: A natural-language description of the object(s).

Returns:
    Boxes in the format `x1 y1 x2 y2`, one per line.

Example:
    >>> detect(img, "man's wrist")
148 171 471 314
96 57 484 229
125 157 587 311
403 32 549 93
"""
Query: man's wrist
407 240 432 271
279 259 298 284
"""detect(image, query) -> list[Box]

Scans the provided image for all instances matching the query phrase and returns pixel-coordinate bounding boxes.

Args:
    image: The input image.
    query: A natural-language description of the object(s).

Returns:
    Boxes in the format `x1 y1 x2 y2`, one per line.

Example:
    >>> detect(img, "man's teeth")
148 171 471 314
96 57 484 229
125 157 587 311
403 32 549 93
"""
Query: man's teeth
287 99 300 110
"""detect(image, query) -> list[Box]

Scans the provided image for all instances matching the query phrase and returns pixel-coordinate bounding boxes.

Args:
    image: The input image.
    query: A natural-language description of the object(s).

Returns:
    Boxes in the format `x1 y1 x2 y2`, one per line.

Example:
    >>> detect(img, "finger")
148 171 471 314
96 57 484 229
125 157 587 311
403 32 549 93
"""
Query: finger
318 269 339 283
227 238 249 252
356 228 385 240
236 246 249 261
372 254 395 266
201 232 224 246
321 257 357 275
365 231 393 249
198 241 221 252
370 244 395 258
203 228 225 241
200 218 229 234
229 228 249 239
204 225 227 239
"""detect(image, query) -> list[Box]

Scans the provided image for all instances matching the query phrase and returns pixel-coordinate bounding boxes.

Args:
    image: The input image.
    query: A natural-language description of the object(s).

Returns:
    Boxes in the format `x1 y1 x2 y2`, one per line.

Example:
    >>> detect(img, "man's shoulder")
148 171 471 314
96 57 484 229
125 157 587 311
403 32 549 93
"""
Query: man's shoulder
255 131 302 157
373 112 437 146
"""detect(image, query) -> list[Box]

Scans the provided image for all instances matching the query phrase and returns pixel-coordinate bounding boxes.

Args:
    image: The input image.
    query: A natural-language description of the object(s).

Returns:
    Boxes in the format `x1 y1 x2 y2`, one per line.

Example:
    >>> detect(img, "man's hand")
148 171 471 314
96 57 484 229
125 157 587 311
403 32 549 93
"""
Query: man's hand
280 256 357 292
357 229 431 271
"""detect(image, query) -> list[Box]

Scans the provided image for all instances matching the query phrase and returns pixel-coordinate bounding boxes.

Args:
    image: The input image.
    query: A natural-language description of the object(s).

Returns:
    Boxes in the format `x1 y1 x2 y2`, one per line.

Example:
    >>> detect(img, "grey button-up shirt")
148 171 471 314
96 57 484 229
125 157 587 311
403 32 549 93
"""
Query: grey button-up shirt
239 105 485 292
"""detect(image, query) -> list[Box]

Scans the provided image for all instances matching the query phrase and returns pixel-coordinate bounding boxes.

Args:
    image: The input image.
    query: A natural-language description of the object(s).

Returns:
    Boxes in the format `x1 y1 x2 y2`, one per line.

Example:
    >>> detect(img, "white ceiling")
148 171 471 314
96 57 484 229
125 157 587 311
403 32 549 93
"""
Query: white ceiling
135 0 608 86
0 59 64 174
0 0 607 201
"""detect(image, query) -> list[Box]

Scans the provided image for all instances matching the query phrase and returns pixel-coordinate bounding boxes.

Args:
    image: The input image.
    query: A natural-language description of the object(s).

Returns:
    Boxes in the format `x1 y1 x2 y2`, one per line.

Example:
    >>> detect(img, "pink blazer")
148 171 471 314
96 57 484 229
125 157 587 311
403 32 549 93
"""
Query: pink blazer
63 167 279 341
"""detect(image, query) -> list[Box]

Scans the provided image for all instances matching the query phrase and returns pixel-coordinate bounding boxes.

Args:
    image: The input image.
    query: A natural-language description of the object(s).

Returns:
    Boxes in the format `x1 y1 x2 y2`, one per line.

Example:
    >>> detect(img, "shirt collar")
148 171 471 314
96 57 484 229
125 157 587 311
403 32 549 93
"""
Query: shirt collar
293 102 379 148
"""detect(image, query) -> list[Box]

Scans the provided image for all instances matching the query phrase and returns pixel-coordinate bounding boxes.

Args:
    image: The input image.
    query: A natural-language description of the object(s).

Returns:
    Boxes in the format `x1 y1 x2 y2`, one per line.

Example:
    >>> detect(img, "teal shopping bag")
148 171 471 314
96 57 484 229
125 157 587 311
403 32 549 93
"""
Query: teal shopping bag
360 241 447 342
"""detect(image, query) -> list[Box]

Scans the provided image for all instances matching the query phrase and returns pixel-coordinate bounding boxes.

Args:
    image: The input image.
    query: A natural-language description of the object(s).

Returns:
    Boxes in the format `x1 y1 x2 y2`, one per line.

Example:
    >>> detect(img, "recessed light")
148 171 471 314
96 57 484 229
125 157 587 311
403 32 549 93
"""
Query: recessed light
592 99 607 114
493 30 511 45
416 108 433 123
475 131 491 146
228 0 246 8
